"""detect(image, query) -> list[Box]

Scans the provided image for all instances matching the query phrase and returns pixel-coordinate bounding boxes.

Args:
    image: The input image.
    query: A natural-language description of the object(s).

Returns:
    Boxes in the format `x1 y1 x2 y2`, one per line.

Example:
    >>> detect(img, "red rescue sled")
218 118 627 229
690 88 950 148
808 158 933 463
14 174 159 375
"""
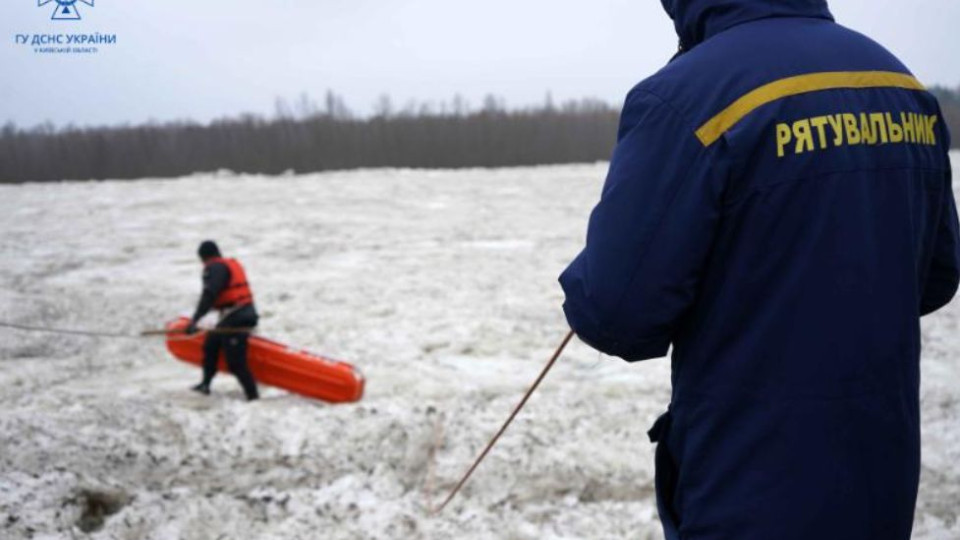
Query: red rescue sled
165 317 364 403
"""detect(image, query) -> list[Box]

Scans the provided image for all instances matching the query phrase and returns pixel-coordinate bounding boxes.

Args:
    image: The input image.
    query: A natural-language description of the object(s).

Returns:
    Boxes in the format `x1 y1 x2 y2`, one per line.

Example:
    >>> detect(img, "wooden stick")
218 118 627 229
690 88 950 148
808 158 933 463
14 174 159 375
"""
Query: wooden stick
139 327 254 337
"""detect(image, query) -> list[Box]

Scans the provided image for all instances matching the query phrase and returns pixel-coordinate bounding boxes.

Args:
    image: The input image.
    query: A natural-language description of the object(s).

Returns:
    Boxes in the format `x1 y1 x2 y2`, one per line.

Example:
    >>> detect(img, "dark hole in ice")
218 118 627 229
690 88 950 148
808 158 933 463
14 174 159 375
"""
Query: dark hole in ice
75 488 130 533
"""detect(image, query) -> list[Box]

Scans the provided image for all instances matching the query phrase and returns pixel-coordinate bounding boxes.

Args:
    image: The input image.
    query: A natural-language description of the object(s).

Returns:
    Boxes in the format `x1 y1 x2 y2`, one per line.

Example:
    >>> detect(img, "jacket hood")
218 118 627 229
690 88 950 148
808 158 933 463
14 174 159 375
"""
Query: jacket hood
661 0 833 51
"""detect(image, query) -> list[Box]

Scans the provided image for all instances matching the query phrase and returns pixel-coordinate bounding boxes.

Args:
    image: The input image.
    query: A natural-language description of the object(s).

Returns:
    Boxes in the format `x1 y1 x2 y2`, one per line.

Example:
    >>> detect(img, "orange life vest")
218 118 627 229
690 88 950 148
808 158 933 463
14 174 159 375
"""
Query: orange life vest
207 257 254 309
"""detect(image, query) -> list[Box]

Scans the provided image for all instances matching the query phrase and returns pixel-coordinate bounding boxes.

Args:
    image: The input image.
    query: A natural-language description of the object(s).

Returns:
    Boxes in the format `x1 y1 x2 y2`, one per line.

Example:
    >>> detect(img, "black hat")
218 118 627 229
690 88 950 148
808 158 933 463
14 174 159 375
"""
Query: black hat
198 240 221 260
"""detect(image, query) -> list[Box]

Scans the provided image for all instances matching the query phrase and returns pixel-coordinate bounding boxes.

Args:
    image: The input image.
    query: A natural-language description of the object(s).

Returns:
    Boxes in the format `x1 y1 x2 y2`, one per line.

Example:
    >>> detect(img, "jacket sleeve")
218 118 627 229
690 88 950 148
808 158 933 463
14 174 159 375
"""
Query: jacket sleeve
191 263 230 323
559 88 723 361
920 165 960 316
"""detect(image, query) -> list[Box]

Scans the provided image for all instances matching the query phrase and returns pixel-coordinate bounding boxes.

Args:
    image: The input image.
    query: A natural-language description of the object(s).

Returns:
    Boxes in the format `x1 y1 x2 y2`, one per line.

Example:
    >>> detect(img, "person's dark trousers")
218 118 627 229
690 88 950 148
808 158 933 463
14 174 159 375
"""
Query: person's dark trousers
200 304 260 400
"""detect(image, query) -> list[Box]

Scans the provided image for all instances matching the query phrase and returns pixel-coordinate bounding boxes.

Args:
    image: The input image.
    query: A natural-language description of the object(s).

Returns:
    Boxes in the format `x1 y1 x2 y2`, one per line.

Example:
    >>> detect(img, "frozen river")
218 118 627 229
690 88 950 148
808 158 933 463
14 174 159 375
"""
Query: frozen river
0 156 958 539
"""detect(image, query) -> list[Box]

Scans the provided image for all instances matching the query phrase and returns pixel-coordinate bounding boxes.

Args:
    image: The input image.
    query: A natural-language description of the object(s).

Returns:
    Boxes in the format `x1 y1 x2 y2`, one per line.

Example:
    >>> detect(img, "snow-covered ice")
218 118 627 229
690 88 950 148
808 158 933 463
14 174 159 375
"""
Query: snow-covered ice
0 155 958 539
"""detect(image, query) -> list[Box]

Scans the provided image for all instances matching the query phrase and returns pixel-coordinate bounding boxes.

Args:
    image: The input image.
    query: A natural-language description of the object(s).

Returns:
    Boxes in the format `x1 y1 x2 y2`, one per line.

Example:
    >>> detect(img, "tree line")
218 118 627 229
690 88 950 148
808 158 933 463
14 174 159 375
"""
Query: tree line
1 87 958 184
0 93 619 183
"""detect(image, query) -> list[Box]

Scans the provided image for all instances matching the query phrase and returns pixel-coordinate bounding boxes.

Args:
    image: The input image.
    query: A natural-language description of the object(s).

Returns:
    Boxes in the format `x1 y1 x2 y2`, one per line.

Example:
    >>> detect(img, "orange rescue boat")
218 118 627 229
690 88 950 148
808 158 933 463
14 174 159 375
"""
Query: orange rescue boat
165 317 364 403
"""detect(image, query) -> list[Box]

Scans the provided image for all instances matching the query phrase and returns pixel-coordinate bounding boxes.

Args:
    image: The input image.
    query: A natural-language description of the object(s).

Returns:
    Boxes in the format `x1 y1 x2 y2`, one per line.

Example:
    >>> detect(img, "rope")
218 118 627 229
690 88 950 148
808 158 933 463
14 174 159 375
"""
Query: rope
0 321 140 339
433 329 575 513
0 320 252 340
3 318 574 513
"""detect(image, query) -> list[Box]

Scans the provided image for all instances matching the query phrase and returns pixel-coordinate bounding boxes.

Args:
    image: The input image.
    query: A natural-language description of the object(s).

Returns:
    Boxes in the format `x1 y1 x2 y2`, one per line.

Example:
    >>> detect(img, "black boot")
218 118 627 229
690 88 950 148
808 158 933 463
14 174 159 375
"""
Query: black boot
191 382 210 395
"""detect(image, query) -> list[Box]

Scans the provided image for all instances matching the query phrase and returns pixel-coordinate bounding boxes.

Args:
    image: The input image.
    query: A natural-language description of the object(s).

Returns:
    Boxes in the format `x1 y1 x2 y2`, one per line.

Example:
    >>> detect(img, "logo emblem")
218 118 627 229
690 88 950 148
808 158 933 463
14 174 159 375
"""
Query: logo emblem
38 0 94 21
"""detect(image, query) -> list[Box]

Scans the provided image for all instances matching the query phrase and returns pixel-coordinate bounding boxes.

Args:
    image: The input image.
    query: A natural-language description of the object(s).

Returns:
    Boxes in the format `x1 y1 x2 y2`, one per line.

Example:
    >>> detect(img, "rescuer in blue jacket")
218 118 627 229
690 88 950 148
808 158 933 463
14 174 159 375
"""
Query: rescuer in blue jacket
559 1 960 539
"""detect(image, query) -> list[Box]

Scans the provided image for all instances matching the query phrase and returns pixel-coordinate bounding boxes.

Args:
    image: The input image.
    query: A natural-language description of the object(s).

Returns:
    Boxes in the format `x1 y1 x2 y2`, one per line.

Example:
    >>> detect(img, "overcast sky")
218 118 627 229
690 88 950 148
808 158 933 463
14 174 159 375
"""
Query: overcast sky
1 0 958 129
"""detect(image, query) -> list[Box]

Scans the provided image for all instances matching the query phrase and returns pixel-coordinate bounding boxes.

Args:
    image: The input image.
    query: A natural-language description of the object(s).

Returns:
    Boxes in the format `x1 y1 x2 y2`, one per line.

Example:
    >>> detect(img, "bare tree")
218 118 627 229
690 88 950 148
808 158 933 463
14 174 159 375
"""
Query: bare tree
373 94 394 119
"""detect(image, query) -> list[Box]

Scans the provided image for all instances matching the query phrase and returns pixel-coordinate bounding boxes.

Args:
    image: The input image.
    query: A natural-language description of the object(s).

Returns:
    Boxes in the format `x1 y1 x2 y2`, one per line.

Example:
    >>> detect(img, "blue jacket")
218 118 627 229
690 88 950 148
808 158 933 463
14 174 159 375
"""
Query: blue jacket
559 1 960 539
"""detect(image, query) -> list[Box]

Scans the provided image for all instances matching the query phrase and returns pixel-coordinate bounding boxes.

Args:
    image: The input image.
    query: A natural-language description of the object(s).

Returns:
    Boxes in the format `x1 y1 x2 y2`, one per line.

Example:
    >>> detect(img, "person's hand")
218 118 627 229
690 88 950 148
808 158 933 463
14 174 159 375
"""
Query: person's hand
185 321 199 335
